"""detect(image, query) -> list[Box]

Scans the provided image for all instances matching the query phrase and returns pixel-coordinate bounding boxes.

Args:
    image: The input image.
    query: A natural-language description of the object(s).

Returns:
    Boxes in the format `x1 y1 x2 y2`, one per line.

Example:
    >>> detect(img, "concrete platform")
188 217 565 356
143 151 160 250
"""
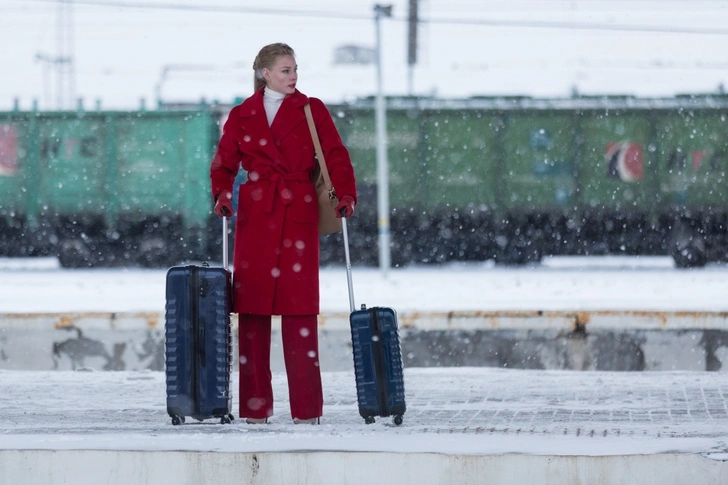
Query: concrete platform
2 262 728 483
1 368 727 484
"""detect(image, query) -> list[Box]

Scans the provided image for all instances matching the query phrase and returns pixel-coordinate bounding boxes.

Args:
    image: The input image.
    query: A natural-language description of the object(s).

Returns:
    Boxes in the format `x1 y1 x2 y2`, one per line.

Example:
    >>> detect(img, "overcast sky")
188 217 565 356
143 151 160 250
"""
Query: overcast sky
2 0 728 110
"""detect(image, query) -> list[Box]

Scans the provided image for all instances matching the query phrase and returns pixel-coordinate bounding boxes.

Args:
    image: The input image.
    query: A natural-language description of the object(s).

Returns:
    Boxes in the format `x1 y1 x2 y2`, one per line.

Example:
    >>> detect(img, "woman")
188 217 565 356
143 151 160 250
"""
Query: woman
210 43 357 424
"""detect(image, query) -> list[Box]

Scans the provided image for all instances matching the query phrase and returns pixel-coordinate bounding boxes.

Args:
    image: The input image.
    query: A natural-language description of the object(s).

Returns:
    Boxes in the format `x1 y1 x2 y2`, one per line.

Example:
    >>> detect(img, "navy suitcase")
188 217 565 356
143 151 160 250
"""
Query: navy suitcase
342 218 406 425
165 218 234 425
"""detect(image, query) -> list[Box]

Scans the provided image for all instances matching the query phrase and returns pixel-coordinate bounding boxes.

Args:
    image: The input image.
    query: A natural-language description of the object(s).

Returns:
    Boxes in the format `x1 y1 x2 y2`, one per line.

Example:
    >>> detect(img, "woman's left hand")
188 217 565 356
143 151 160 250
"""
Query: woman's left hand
335 195 355 218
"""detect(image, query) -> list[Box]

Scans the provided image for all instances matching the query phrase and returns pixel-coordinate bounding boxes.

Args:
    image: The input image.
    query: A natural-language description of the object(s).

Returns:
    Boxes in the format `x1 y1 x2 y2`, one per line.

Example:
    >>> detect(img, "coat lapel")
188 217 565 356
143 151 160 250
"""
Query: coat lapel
237 89 311 172
238 90 287 168
270 90 309 143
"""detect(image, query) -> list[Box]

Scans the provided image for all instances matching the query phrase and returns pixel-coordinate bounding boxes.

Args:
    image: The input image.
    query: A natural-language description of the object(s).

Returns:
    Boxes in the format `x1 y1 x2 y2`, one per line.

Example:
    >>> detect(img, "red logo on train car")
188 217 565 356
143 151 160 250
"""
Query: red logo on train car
0 124 18 176
692 151 706 171
606 142 643 182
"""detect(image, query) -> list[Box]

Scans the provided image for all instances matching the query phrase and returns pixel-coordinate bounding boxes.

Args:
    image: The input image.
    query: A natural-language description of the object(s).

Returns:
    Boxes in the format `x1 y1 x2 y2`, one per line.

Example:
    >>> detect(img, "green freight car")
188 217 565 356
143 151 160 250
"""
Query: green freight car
0 107 221 267
333 95 728 267
1 94 727 268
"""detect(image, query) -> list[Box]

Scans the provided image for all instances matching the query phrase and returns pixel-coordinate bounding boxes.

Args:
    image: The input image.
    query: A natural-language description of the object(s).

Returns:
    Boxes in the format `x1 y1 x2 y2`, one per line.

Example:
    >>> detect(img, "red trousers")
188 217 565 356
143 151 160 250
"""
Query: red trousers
238 314 323 420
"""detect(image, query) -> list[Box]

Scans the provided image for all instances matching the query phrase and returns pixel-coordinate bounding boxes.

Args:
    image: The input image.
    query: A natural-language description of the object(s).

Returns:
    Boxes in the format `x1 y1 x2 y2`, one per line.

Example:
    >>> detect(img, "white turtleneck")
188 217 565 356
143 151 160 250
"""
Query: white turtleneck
263 87 286 126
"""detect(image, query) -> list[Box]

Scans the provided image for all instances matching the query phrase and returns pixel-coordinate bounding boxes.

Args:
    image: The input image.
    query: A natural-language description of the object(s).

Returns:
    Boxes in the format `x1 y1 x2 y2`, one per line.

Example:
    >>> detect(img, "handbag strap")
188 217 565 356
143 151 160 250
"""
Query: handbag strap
303 103 334 192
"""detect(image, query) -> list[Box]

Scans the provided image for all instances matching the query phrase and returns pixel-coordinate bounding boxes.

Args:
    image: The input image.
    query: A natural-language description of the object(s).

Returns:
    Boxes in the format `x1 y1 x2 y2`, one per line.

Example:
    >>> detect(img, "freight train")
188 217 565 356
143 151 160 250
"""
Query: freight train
0 107 219 267
1 94 727 268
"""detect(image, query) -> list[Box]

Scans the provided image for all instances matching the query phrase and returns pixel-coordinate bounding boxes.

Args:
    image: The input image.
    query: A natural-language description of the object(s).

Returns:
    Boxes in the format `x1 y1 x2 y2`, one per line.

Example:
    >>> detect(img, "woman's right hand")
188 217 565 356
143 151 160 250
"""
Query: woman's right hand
334 195 355 218
214 191 233 219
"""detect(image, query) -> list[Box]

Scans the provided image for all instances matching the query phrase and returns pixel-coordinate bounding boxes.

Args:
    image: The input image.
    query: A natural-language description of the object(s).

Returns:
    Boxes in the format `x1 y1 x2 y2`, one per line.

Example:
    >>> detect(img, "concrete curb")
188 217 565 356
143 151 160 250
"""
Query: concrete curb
1 450 727 485
3 309 728 331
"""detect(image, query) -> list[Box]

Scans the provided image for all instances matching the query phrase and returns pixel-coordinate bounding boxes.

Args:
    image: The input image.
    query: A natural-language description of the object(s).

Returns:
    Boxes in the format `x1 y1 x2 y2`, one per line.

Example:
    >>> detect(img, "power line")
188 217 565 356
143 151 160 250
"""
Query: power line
421 16 728 36
16 0 728 35
19 0 371 20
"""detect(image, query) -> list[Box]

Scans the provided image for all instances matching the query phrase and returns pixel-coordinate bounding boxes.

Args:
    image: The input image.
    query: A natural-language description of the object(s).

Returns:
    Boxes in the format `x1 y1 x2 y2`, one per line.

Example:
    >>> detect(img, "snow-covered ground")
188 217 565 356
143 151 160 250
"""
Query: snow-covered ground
2 366 728 458
1 258 728 485
0 256 727 460
2 256 727 314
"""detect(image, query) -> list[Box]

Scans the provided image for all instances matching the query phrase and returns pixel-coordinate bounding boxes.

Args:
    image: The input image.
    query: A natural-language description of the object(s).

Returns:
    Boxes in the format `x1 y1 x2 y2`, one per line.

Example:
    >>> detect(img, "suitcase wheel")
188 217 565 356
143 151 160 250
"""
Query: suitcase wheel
393 415 403 426
364 416 375 425
171 415 185 426
220 414 234 425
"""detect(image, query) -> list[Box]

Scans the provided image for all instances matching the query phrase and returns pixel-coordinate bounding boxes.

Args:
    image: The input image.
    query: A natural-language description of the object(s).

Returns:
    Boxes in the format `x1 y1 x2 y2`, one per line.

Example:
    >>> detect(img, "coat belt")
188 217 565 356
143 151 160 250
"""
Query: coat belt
260 172 311 214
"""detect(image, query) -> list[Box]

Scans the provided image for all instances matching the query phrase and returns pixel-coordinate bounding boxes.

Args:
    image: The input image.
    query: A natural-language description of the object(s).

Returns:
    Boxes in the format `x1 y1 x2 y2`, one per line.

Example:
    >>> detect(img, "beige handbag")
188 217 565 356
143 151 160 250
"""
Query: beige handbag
304 103 342 235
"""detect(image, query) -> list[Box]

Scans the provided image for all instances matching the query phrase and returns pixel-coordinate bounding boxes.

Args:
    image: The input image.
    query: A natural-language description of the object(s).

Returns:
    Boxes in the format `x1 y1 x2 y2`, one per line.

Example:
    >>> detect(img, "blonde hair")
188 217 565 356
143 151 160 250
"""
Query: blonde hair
252 43 296 92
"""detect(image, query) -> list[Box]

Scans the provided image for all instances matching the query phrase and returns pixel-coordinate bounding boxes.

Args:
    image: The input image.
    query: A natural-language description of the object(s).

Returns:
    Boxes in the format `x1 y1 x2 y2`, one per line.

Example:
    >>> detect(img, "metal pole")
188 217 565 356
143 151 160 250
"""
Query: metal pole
66 0 76 108
407 0 418 95
56 0 63 109
222 217 229 271
341 217 356 313
374 4 392 275
407 66 413 96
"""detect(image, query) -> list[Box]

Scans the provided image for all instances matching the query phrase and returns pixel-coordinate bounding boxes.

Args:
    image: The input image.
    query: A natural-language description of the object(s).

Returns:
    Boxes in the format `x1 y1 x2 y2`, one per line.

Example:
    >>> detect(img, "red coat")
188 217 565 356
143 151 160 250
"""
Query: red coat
210 89 357 315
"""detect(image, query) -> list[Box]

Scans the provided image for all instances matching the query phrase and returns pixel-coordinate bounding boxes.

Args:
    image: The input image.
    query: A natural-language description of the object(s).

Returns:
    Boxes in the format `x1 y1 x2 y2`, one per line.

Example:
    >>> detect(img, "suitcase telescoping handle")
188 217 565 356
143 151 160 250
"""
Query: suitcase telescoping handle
341 214 356 313
222 216 229 271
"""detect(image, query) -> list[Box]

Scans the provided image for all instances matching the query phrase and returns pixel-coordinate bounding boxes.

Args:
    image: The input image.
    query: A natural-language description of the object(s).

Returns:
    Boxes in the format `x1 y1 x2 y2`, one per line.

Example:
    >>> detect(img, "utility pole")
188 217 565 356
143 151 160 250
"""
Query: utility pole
407 0 418 95
35 53 55 108
56 0 75 109
374 4 393 275
37 0 75 110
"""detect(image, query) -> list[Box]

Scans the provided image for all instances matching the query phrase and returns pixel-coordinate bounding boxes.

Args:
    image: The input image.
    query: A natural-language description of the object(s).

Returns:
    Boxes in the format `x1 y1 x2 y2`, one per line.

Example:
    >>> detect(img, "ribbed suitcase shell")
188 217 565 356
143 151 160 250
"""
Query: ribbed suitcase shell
350 305 406 424
165 264 233 424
